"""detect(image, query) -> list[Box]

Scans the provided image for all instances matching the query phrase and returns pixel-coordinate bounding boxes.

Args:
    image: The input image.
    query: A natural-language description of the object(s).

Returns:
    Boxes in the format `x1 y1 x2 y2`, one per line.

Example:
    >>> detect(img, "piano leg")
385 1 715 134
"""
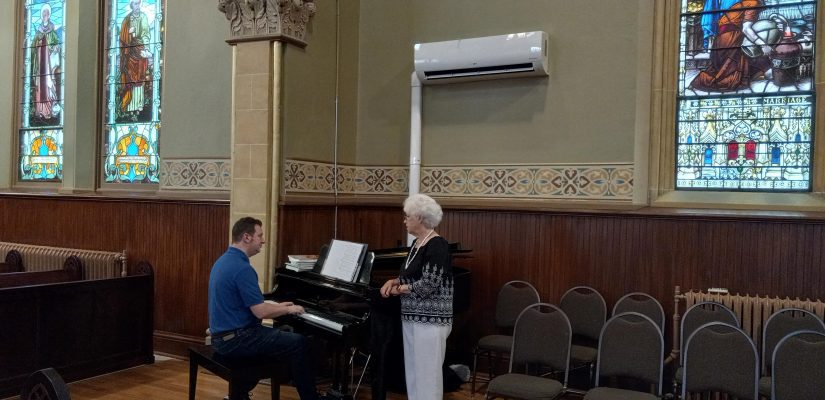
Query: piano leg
322 346 353 400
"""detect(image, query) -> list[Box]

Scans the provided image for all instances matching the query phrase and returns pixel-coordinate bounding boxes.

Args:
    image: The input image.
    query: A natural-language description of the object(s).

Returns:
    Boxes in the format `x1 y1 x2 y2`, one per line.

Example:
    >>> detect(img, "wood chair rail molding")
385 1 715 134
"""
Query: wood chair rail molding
281 195 825 223
0 191 230 205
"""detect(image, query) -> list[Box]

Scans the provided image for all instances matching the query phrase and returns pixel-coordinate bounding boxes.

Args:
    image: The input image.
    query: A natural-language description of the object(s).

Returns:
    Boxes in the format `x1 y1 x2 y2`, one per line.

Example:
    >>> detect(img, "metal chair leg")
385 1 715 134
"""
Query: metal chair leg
353 353 370 398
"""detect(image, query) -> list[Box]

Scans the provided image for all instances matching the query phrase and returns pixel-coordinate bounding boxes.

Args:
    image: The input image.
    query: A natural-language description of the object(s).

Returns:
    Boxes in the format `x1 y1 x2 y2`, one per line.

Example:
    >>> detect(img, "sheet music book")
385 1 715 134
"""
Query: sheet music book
319 239 368 282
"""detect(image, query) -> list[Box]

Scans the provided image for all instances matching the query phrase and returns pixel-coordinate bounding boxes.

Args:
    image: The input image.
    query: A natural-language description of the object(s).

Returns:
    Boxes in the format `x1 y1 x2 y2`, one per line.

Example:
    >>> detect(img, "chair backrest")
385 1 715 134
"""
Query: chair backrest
762 308 825 375
595 312 664 397
680 301 739 363
612 292 665 332
494 280 541 331
560 286 606 341
509 302 571 387
682 322 758 400
771 330 825 400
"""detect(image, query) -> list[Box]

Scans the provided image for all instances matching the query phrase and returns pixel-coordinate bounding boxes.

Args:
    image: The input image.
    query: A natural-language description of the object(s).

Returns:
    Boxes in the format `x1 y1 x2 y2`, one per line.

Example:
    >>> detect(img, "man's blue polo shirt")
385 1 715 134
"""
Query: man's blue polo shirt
208 246 264 333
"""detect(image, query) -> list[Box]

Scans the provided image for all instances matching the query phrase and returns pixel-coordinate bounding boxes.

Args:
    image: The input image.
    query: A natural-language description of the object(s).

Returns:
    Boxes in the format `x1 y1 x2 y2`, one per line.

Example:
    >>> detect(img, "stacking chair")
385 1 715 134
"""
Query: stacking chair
771 330 825 400
559 286 607 386
583 312 663 400
681 322 758 400
611 292 665 332
761 310 825 398
673 300 738 393
472 280 541 394
485 303 571 400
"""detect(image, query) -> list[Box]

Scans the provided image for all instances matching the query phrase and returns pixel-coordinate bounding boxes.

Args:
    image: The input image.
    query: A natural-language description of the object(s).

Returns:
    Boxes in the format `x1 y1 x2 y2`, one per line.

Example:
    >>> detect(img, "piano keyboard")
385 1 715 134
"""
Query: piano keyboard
264 300 347 333
298 312 344 332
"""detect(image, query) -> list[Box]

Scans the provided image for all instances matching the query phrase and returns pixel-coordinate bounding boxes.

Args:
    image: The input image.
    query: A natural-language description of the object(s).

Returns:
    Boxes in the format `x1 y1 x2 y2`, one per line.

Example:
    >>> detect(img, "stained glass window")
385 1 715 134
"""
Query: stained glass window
677 0 816 191
102 0 163 184
19 0 65 181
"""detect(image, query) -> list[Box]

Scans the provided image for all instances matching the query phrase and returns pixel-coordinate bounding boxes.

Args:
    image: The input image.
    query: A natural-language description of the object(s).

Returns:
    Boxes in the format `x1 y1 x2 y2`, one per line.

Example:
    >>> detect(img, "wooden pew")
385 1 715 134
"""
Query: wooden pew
0 250 23 273
0 261 154 398
0 255 82 288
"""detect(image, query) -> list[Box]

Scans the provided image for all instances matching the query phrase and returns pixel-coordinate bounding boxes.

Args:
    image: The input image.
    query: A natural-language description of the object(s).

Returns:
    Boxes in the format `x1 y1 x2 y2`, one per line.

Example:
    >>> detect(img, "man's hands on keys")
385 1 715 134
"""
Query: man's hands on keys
264 300 305 315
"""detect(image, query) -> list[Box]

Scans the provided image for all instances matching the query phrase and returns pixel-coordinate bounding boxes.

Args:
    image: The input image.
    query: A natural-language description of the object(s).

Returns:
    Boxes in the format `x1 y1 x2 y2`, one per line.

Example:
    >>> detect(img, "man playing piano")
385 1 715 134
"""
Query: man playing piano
208 217 320 400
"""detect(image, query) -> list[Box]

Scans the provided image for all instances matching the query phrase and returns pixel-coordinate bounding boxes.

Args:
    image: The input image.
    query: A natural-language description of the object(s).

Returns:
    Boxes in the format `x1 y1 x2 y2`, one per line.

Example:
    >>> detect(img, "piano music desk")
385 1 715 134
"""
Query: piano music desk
189 344 288 400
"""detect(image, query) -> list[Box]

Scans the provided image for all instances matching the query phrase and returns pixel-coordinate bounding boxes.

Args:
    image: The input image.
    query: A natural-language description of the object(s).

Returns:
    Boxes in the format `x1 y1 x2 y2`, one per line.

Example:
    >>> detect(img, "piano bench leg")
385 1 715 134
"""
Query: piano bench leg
228 379 246 400
270 375 280 400
188 355 198 400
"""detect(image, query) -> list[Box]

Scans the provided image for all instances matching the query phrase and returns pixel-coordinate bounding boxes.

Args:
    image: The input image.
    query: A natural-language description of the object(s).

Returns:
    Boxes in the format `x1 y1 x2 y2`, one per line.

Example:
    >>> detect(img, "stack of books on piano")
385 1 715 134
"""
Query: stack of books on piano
285 255 318 272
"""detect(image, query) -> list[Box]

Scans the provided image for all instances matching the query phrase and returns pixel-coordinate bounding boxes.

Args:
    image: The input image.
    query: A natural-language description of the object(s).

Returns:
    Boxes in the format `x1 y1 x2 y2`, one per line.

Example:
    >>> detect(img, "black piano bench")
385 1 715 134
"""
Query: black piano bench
188 345 288 400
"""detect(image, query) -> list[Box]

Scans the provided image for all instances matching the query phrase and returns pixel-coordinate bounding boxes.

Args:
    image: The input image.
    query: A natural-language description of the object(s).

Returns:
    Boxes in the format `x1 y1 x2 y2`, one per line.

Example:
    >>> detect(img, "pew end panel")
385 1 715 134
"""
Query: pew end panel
0 262 155 398
0 250 23 273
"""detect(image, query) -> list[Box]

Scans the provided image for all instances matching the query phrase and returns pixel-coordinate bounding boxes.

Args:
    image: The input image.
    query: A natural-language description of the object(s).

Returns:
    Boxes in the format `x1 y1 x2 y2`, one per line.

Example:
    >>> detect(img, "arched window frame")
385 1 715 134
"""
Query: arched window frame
14 0 67 186
99 0 165 188
649 0 825 209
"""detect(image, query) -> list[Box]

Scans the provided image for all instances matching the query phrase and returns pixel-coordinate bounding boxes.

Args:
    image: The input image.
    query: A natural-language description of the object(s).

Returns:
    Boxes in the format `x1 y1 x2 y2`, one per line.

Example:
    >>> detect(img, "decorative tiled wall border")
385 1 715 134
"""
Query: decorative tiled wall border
284 159 634 201
284 159 407 194
159 159 231 191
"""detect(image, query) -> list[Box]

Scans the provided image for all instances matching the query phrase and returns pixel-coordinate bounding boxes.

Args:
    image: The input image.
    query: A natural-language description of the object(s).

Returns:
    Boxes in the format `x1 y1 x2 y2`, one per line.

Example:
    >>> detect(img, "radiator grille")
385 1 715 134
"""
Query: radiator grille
682 290 825 356
0 242 126 280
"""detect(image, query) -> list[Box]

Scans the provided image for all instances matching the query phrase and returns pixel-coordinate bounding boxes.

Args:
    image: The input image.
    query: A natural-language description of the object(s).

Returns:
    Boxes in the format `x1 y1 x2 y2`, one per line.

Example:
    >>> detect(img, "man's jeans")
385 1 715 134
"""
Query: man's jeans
212 325 319 400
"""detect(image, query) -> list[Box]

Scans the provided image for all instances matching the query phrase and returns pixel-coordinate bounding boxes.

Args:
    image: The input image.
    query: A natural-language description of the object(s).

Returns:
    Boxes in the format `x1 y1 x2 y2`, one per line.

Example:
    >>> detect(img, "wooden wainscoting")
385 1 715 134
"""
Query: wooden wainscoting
279 204 825 355
4 194 825 359
0 194 229 356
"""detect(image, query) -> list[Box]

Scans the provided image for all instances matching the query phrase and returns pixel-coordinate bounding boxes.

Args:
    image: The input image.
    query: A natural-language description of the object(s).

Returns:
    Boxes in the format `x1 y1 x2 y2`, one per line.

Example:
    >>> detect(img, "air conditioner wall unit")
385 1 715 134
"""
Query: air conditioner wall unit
413 31 548 85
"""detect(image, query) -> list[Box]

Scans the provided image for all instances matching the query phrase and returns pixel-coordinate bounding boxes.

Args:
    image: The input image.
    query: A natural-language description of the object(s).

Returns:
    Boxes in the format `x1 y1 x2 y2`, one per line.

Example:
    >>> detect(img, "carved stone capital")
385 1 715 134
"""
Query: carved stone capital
217 0 317 47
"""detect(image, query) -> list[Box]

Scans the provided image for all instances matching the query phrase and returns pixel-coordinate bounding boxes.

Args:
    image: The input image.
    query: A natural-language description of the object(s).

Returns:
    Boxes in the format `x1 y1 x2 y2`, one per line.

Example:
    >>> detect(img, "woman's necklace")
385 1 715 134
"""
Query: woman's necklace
404 229 435 270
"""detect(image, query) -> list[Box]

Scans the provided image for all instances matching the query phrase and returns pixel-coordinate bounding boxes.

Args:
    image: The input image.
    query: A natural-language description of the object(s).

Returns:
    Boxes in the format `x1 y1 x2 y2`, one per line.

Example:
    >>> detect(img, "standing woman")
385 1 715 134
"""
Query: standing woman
381 194 453 400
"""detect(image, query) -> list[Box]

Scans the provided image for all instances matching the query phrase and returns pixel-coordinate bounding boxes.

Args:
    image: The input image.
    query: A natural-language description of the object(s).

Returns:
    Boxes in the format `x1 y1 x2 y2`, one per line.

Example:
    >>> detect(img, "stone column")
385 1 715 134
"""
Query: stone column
218 0 316 290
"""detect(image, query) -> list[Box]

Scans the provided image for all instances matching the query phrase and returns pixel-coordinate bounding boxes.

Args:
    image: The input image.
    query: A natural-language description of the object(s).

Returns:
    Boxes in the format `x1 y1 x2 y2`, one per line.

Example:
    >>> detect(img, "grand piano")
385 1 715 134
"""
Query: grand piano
265 243 471 400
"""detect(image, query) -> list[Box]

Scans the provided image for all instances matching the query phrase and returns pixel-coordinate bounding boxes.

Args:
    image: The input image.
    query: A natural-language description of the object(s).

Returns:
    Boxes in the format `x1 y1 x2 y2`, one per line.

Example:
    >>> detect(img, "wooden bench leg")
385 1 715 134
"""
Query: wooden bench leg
271 373 280 400
229 378 248 400
189 355 198 400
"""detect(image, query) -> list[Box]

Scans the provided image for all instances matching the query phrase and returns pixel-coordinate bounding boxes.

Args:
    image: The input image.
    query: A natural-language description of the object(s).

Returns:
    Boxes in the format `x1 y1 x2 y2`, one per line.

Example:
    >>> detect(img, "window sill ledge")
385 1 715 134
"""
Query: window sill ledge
0 188 230 205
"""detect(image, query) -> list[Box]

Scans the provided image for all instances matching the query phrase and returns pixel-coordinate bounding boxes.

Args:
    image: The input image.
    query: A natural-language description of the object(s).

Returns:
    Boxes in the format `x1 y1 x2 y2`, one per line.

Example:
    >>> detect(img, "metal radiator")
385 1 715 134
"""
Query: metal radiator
0 242 126 280
670 285 825 363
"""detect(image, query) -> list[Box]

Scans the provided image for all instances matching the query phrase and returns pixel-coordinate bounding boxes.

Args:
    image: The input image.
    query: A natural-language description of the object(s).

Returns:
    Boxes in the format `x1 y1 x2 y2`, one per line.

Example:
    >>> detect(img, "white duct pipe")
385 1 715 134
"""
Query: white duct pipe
408 72 422 246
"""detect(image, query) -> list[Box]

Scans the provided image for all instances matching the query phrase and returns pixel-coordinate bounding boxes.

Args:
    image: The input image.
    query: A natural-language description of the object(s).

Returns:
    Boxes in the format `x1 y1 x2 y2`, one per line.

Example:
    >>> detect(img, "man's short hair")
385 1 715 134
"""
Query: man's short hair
232 217 263 243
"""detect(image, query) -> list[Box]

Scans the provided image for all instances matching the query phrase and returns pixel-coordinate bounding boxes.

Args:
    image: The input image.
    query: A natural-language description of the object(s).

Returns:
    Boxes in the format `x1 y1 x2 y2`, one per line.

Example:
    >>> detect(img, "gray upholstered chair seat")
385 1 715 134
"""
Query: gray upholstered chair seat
570 344 597 364
478 334 513 353
487 373 564 399
485 303 571 400
758 375 771 397
473 280 541 394
583 387 658 400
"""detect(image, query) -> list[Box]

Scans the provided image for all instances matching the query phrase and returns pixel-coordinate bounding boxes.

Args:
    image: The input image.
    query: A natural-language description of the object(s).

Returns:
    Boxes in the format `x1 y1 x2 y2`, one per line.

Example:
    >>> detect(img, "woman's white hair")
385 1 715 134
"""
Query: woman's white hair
403 194 443 229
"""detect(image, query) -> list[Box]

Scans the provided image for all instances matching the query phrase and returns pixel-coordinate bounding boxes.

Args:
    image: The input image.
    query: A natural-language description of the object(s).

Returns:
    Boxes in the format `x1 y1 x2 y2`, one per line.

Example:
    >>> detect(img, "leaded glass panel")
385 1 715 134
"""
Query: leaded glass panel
19 0 65 181
677 0 816 191
102 0 163 184
19 129 63 181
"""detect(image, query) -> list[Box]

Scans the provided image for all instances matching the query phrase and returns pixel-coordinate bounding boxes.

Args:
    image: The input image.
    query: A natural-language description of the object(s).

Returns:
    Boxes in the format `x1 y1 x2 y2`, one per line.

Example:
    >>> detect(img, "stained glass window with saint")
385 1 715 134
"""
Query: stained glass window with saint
677 0 816 190
19 0 65 181
102 0 163 184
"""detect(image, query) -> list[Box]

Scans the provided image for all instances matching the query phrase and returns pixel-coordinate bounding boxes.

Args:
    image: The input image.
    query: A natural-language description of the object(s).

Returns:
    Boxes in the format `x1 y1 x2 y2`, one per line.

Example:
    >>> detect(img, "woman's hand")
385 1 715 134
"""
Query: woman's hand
381 279 398 298
396 284 410 295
